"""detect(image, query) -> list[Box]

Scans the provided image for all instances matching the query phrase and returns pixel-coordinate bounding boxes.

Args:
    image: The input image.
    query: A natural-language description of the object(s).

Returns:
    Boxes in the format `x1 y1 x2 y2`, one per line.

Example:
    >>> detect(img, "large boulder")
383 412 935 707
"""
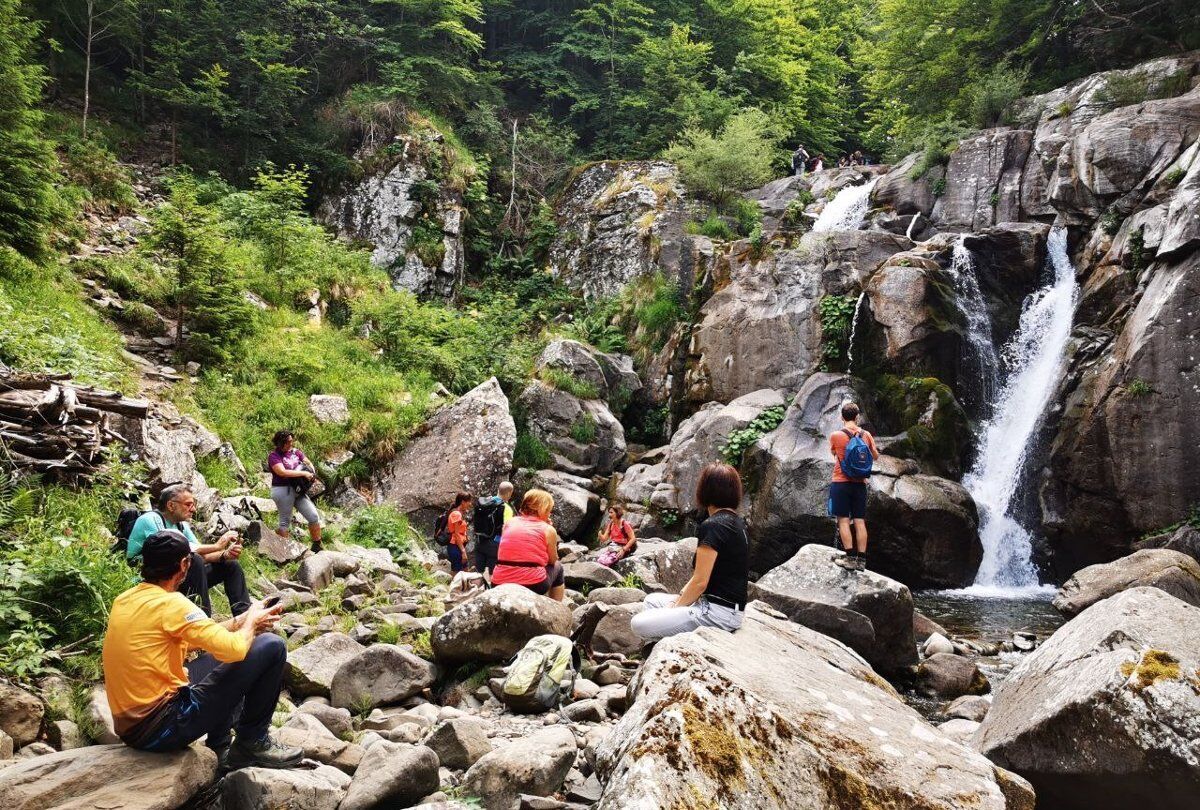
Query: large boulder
686 234 908 404
518 380 626 477
0 684 43 749
1053 549 1200 617
744 373 981 587
1134 525 1200 564
430 584 573 665
976 587 1200 809
0 743 216 809
296 550 360 593
1043 248 1200 571
513 468 601 539
339 741 440 810
319 132 466 298
462 726 578 810
862 250 960 382
1046 88 1200 220
871 152 944 217
330 644 437 711
933 128 1033 230
375 377 516 526
750 544 917 672
285 633 366 698
548 161 689 300
220 764 350 810
595 605 1032 809
117 405 222 516
916 653 991 699
423 718 493 770
654 390 786 514
535 339 610 401
611 537 698 593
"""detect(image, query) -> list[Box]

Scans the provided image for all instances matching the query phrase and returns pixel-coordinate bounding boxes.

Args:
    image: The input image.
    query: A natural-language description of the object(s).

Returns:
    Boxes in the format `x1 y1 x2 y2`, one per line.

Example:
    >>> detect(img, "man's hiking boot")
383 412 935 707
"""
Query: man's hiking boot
310 541 323 554
854 556 868 572
227 734 303 770
834 553 857 570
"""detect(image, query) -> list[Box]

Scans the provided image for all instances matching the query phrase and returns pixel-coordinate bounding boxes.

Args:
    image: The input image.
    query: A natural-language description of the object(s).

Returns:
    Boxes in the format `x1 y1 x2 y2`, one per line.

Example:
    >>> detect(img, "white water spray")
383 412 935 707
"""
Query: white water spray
845 291 866 375
963 227 1078 592
905 214 921 241
812 178 879 233
949 237 1000 407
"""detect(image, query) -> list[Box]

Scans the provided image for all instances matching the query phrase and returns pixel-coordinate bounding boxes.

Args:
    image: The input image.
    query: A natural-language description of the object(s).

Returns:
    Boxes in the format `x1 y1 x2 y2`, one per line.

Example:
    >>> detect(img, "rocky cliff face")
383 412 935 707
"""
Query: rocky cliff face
321 131 467 298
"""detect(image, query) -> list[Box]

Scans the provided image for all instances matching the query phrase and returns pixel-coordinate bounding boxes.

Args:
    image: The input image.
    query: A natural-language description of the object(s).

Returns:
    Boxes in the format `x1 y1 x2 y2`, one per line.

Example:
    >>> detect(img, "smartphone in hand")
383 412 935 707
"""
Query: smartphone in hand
263 594 283 609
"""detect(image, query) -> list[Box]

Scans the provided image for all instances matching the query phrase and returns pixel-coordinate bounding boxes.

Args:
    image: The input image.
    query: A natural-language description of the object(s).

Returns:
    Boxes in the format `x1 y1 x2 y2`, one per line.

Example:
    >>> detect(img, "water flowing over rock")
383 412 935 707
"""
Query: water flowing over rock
976 587 1200 809
548 161 690 299
965 227 1077 590
743 373 981 587
320 133 465 298
812 177 879 232
595 605 1031 809
375 377 516 527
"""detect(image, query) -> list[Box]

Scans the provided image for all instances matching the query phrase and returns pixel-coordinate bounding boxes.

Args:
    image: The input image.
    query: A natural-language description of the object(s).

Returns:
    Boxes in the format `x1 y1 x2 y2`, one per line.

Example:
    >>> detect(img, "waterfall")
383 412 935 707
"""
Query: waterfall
812 178 879 233
963 227 1078 592
949 237 1000 410
845 291 866 374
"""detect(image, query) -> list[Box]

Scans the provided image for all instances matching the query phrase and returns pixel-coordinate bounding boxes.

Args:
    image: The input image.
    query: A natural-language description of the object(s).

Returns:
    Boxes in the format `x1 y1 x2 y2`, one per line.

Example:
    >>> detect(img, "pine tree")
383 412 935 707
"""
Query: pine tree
0 0 59 259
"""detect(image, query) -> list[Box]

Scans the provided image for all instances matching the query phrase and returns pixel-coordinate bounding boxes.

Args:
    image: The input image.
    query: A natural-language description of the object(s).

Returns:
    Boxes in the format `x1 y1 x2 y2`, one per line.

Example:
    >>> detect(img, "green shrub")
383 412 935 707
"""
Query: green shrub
345 506 412 559
720 404 787 465
1127 378 1153 397
966 62 1028 128
727 198 763 237
1163 167 1187 188
569 412 598 443
377 621 401 645
1101 206 1124 236
539 367 600 400
513 430 552 470
818 294 859 371
781 192 815 228
663 109 778 205
1096 72 1150 109
686 214 735 241
118 301 166 336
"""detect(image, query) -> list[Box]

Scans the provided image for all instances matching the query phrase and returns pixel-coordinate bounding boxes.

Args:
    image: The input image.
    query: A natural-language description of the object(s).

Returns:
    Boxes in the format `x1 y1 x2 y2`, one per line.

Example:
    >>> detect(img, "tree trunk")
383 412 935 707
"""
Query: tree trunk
82 1 93 140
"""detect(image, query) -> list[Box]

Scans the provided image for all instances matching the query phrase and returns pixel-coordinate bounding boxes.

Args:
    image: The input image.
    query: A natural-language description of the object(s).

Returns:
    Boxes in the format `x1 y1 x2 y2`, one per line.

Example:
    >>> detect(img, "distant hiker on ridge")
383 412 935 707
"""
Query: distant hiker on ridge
792 144 810 176
829 402 879 571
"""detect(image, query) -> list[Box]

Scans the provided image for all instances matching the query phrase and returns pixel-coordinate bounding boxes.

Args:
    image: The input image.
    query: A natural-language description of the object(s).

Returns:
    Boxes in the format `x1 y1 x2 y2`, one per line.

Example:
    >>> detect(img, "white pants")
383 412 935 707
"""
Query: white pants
630 591 744 641
271 486 322 531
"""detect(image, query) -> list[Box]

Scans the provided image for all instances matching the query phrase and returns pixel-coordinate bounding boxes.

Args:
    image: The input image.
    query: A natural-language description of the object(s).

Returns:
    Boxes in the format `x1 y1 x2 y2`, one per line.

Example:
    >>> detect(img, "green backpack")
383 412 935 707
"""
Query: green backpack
501 635 576 714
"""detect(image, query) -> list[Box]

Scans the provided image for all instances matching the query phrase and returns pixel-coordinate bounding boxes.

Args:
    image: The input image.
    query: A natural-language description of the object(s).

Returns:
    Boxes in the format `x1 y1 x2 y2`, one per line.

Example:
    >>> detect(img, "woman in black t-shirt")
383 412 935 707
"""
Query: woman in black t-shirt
631 462 749 641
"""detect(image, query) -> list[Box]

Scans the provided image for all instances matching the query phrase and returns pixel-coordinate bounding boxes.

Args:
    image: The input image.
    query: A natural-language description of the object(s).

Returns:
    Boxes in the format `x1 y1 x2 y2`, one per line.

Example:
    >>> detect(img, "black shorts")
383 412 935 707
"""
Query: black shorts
526 562 565 595
829 482 867 519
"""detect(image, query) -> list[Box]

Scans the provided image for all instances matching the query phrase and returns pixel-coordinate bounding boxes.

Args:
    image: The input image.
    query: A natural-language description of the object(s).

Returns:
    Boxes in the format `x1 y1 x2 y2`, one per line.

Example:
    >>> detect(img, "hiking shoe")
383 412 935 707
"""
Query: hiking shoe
854 556 868 571
210 743 232 775
310 541 323 554
227 734 303 770
834 554 857 570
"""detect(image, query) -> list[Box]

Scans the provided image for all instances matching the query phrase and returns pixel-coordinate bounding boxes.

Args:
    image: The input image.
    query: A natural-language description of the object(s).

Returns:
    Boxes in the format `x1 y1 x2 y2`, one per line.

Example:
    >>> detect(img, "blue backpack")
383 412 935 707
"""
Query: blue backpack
840 429 873 479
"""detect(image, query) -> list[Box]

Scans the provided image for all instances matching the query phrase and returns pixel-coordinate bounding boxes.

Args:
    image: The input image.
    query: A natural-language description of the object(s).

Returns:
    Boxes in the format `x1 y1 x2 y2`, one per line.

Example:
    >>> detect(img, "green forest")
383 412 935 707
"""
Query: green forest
0 0 1198 679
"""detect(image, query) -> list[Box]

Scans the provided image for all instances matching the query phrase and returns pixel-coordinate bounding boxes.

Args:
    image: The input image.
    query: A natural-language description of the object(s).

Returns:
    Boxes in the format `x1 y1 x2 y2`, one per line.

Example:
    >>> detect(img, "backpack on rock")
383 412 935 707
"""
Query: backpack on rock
501 634 576 714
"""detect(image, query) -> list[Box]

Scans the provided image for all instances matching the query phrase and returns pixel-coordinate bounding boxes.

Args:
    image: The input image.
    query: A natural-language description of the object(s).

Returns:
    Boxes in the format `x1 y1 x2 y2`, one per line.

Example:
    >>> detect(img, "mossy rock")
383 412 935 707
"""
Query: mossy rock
875 375 971 477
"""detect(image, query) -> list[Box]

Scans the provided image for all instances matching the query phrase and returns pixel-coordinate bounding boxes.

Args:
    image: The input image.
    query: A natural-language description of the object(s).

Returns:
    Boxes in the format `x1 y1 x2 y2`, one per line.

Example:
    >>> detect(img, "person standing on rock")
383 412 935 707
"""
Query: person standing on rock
492 488 566 601
268 430 324 554
829 402 879 571
596 504 637 567
446 491 473 573
792 144 811 177
126 483 251 617
472 482 514 575
631 462 748 640
102 530 303 771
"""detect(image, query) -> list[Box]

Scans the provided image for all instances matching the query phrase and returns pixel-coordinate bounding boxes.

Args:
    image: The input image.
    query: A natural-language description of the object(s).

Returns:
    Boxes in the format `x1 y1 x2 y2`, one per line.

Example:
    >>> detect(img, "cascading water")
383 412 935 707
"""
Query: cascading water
949 238 1000 409
962 227 1078 593
812 178 879 233
845 291 866 375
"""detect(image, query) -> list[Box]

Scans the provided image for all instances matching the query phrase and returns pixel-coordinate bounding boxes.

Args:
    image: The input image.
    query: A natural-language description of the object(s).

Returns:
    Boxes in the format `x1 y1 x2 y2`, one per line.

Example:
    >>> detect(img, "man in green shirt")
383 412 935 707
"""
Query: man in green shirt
127 484 250 616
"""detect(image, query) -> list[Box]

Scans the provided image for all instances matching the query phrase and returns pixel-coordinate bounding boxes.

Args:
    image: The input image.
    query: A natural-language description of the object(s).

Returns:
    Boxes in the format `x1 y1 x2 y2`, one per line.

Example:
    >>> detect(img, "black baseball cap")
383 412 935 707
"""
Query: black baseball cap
142 530 192 570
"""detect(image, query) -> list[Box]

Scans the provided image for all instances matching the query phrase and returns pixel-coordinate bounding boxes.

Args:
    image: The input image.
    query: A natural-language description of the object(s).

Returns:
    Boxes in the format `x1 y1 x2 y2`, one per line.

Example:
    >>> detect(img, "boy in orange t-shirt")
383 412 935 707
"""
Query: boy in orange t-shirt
829 402 879 571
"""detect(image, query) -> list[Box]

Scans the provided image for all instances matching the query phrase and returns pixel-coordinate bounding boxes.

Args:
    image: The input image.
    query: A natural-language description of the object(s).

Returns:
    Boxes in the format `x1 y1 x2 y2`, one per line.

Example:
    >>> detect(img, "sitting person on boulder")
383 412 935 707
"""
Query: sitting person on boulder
103 530 302 770
268 430 324 554
596 504 637 567
492 488 565 601
126 484 251 617
631 462 748 640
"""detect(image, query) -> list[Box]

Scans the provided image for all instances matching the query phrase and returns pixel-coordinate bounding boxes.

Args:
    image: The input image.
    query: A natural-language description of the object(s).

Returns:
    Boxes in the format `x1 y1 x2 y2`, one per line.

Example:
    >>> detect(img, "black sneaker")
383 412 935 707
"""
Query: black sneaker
226 734 304 770
834 553 858 570
310 541 323 554
210 743 232 774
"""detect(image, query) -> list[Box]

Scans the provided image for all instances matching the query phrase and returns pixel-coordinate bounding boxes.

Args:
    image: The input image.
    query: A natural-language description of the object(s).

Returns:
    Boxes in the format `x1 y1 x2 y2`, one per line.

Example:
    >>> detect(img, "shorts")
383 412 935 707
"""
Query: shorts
525 562 565 596
829 481 867 519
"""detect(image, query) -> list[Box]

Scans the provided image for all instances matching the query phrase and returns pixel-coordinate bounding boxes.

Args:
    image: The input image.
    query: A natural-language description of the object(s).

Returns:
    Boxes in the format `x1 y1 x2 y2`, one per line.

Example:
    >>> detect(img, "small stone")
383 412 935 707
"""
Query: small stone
562 699 605 723
424 718 494 769
309 394 350 424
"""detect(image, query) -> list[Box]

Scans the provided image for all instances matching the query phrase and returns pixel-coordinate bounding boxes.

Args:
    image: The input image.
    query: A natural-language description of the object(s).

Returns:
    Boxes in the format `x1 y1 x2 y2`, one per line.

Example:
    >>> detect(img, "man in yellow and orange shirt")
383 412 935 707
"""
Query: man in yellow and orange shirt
102 530 302 770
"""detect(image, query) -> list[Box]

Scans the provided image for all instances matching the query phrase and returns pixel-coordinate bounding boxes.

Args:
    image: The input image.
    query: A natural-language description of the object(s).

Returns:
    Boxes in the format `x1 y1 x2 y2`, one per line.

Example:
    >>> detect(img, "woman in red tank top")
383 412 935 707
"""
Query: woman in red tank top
492 489 565 601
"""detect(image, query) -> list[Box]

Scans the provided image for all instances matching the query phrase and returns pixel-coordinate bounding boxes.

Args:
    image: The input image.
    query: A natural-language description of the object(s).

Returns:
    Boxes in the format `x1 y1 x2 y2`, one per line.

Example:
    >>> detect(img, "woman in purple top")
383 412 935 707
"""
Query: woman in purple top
268 430 324 553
